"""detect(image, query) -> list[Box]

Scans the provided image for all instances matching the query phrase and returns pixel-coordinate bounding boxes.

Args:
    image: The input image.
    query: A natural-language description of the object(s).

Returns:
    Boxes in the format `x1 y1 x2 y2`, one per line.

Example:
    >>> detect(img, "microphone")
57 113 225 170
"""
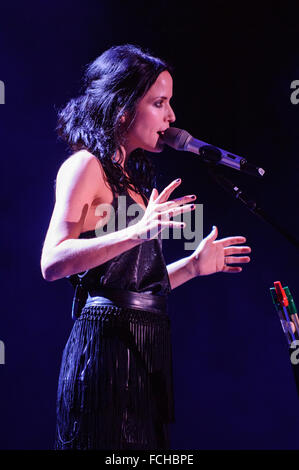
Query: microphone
161 127 265 177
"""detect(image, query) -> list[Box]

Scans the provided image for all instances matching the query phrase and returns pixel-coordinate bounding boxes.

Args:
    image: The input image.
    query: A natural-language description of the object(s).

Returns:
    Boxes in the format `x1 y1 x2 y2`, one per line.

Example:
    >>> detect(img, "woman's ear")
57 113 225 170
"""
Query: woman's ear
119 109 130 124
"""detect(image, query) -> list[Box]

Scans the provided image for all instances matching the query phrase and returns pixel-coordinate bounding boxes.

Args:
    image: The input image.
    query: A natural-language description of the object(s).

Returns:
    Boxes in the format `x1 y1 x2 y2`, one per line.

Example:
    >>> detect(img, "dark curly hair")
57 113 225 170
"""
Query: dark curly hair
56 44 173 200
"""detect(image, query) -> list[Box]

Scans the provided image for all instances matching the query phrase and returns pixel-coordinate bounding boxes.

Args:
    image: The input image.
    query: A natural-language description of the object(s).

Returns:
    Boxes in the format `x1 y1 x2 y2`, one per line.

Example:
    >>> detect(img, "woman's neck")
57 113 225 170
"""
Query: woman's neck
113 144 137 170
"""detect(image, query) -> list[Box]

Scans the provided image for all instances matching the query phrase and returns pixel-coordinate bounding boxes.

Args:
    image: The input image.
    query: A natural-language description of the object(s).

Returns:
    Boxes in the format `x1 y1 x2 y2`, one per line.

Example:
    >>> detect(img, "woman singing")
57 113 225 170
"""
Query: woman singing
40 44 251 450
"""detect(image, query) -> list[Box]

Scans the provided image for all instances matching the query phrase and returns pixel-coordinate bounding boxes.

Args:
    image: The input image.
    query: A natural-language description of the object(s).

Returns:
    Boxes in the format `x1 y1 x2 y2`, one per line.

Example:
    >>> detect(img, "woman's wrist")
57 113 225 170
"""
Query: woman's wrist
185 253 199 279
125 222 147 244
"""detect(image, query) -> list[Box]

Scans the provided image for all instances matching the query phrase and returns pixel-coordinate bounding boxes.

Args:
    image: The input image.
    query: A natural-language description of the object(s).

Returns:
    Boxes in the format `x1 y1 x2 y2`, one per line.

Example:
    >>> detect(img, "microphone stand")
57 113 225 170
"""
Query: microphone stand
207 168 299 250
208 167 299 401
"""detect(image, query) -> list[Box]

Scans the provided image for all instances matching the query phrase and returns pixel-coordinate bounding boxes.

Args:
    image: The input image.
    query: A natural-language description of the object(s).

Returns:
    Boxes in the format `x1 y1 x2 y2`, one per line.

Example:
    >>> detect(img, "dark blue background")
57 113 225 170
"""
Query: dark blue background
0 0 299 449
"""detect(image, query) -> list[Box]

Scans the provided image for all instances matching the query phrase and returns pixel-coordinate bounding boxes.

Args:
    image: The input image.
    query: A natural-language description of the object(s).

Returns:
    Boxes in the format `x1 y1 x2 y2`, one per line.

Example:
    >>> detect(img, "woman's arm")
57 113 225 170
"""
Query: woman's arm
166 257 194 290
41 153 187 283
42 226 143 282
167 225 251 290
40 151 143 282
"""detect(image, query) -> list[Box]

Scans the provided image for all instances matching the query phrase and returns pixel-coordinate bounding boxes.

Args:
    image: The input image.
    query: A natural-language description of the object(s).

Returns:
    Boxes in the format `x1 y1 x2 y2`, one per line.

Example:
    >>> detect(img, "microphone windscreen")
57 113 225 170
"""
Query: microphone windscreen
162 127 191 150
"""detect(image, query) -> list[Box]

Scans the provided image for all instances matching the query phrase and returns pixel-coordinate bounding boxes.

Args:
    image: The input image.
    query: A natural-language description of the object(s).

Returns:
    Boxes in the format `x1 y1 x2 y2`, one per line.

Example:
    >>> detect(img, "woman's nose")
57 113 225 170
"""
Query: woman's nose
167 105 176 123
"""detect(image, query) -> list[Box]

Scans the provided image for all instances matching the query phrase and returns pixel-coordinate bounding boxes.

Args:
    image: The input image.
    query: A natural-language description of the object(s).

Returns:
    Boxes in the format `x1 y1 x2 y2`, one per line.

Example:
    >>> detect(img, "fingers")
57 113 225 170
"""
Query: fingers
156 178 182 203
149 187 158 204
158 203 196 220
223 266 243 273
206 225 218 241
222 250 251 273
157 220 186 229
216 236 247 247
224 256 251 264
224 246 251 256
158 194 197 211
151 179 197 212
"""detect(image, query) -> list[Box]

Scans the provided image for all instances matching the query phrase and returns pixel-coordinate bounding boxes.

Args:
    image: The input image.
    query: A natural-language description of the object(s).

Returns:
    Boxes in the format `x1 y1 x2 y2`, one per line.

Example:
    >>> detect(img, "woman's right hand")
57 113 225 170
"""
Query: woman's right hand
130 178 197 240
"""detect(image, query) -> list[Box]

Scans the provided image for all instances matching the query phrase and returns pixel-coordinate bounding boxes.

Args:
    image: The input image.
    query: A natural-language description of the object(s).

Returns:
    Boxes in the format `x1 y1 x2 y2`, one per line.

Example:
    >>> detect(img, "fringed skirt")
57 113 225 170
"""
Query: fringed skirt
54 303 175 450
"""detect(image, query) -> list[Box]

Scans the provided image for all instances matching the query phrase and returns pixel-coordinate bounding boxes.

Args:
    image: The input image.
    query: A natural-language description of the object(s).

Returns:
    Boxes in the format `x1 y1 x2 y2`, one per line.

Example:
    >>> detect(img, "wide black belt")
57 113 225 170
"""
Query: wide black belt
83 287 168 315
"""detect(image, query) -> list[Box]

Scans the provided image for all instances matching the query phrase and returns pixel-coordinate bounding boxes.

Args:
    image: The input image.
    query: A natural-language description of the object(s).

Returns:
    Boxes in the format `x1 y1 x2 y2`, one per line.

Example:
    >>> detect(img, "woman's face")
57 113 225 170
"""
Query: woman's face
124 70 176 154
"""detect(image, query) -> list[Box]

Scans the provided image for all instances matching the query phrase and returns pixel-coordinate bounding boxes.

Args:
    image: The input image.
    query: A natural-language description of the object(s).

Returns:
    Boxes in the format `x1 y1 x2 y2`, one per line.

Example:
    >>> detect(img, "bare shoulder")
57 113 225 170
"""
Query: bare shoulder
57 149 104 184
56 150 110 199
42 150 109 251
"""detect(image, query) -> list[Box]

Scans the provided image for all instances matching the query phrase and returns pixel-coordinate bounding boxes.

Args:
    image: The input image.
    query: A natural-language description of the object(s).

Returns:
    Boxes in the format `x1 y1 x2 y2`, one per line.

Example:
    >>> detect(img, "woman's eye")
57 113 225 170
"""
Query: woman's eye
154 101 163 108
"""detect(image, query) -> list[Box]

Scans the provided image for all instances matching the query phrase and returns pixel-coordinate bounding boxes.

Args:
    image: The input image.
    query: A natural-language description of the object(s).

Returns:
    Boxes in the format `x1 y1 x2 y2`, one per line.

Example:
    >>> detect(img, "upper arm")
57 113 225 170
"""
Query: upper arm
41 150 105 261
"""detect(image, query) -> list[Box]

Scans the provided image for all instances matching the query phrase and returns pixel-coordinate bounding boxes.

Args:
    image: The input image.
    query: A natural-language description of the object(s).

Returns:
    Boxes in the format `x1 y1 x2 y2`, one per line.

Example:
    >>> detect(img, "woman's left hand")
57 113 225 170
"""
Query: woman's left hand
188 226 251 277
